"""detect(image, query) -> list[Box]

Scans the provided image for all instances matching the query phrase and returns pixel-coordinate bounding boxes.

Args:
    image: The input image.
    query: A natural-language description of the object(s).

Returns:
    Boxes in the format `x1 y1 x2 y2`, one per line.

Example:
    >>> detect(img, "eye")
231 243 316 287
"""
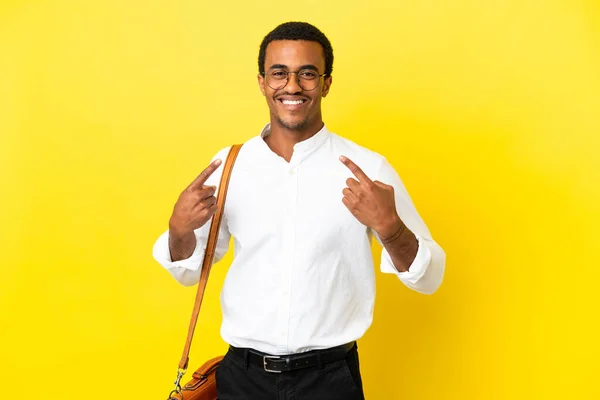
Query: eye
270 70 288 79
299 70 318 79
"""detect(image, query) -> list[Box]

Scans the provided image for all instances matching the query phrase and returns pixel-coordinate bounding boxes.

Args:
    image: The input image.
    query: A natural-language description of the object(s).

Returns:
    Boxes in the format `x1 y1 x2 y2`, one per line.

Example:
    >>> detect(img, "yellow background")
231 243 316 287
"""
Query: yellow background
1 0 599 398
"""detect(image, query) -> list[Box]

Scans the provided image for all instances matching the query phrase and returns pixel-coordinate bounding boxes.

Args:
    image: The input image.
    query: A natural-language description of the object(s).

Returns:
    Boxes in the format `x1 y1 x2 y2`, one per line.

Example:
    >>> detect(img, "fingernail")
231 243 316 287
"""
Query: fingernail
214 159 222 166
339 156 347 162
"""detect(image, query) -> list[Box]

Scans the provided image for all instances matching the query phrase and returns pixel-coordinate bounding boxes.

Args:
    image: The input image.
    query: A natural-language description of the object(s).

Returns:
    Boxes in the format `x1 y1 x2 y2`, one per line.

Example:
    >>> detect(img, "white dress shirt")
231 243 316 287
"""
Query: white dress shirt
153 124 445 355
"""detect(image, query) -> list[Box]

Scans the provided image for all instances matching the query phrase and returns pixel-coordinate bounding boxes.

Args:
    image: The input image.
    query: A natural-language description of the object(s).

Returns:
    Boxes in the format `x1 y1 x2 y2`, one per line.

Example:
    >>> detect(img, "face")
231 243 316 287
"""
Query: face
258 40 332 132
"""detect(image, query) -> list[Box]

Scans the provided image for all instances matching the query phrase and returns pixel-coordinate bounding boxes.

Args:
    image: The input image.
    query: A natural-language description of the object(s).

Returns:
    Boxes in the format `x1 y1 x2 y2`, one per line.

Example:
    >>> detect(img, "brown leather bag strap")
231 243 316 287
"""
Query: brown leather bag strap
177 144 243 371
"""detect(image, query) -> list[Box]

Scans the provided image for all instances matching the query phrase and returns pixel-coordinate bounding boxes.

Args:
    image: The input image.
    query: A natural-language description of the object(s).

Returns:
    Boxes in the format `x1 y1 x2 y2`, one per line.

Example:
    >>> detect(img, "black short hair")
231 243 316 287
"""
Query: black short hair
258 21 334 78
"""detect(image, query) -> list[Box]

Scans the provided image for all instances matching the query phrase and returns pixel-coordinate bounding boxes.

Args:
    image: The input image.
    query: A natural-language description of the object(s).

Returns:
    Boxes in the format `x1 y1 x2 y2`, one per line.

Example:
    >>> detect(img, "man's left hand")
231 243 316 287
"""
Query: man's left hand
339 156 403 238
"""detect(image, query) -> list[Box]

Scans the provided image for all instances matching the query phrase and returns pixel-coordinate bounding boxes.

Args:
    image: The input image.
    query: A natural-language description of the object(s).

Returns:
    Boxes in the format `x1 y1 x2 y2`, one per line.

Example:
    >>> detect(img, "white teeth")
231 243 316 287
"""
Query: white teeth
281 100 304 105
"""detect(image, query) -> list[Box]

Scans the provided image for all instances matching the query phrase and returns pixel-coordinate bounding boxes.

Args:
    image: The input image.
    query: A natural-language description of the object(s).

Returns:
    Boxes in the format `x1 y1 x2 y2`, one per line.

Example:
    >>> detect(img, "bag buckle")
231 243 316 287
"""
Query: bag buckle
263 355 287 373
167 368 186 399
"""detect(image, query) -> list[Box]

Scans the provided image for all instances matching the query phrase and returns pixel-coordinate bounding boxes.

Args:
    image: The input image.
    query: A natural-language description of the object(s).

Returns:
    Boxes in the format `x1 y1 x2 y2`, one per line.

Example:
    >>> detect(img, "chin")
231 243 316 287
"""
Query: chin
275 115 311 131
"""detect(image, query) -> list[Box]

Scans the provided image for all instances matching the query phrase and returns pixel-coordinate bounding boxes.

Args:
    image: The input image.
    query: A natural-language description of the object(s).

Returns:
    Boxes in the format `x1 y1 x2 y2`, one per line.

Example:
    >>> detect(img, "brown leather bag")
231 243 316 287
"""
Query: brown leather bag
167 144 243 400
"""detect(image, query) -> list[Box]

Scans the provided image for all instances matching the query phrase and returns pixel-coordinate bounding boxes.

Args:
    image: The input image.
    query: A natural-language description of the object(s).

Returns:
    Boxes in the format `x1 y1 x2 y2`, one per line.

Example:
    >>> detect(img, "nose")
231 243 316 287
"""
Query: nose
283 71 302 93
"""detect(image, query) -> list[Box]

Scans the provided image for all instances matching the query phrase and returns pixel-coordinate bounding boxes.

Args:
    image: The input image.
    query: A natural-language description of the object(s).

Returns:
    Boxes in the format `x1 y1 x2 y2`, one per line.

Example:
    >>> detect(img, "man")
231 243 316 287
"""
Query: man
153 21 445 400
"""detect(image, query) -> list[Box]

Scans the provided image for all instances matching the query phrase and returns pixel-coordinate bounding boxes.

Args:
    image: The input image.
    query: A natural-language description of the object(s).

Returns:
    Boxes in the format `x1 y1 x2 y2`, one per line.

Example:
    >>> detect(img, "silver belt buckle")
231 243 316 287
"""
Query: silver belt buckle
263 355 284 373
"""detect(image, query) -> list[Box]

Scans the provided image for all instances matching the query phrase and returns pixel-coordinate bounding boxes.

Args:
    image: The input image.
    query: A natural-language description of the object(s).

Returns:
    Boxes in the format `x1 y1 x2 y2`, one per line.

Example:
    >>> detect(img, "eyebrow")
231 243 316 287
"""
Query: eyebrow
267 64 320 72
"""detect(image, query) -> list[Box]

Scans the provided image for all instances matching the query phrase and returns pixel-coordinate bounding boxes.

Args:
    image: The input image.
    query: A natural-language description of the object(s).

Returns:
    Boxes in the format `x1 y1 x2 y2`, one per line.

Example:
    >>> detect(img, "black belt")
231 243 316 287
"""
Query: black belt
229 342 356 373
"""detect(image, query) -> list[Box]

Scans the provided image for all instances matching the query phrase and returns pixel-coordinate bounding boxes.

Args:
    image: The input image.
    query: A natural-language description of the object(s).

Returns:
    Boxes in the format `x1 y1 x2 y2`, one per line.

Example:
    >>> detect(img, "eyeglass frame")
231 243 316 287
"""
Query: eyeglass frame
261 68 327 91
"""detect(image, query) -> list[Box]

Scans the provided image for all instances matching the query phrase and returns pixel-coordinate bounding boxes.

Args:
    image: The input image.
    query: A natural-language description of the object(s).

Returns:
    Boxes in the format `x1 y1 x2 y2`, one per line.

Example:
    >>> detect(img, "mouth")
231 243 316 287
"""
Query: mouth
277 97 308 111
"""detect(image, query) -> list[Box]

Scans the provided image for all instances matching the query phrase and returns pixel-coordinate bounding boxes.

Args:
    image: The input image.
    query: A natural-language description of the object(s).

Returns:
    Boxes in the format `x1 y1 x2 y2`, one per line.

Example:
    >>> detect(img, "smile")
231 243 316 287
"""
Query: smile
280 99 305 105
277 98 308 111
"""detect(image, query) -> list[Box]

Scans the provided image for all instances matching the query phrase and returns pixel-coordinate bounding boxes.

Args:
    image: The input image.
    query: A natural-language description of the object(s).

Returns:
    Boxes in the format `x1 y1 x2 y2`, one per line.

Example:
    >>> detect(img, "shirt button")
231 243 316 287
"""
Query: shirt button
289 168 296 175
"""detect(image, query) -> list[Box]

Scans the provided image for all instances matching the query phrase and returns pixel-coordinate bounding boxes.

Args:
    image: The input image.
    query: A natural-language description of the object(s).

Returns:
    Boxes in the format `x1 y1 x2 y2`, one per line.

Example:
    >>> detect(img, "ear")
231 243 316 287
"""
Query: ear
322 75 333 98
257 74 266 96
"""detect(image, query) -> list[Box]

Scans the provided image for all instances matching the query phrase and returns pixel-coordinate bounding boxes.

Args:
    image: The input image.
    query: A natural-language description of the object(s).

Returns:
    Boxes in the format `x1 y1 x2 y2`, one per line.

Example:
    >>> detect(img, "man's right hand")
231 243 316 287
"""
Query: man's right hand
168 159 222 261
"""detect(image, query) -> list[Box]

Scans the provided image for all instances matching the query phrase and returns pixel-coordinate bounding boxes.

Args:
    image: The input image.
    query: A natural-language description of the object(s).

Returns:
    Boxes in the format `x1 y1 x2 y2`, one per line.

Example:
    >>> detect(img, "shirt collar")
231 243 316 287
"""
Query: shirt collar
259 123 331 156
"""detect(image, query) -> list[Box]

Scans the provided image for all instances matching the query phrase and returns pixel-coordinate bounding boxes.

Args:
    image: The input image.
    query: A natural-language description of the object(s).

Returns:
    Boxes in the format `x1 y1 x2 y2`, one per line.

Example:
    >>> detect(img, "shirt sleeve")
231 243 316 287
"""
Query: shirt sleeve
372 157 446 295
152 148 233 286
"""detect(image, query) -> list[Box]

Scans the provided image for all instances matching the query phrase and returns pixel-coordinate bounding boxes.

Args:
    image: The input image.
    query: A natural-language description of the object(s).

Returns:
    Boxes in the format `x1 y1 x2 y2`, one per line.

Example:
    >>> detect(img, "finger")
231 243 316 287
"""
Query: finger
342 187 358 203
197 196 217 210
346 178 360 192
342 196 350 208
202 202 219 217
197 185 217 200
341 196 355 212
187 159 222 190
195 201 219 222
339 156 372 184
374 181 395 195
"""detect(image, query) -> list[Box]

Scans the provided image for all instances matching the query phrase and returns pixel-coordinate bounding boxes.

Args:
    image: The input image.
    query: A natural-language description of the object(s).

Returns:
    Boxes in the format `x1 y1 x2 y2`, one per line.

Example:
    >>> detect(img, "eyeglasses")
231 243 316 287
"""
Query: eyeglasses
263 68 325 91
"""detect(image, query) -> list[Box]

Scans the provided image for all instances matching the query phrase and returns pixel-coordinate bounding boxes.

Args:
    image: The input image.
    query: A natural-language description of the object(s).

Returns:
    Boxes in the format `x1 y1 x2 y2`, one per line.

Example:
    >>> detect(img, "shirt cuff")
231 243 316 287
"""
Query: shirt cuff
152 230 205 271
380 234 432 284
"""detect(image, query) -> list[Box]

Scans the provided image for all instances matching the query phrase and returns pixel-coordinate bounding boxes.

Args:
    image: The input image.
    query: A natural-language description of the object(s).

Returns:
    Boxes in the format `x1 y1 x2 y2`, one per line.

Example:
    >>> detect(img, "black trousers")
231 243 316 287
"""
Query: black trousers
216 343 366 400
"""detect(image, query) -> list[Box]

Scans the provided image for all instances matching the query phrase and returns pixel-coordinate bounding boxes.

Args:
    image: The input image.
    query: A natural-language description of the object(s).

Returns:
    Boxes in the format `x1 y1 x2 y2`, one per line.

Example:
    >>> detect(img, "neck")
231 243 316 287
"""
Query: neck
265 119 324 163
